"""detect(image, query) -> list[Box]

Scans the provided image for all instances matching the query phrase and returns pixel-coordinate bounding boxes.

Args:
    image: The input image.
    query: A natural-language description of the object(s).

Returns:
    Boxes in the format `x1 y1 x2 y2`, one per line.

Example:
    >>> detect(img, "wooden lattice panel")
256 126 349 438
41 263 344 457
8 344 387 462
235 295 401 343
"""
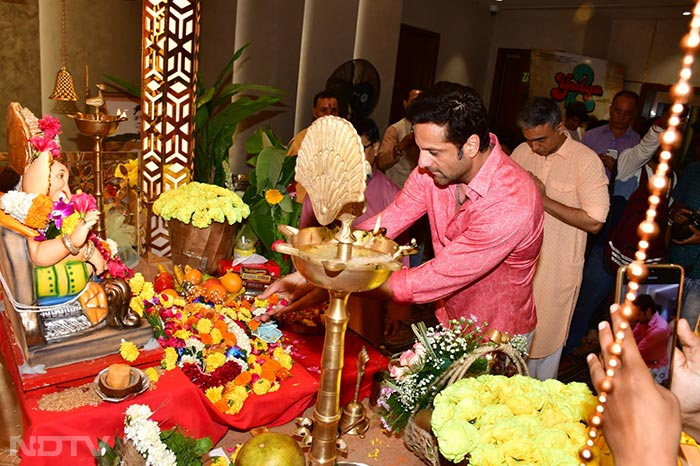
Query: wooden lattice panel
140 0 200 258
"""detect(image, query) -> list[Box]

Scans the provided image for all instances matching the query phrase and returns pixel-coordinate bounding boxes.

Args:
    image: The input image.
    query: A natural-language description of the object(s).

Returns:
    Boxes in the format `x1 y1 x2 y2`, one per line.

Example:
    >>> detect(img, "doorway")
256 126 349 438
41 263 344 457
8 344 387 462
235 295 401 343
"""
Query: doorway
388 24 440 125
488 48 531 152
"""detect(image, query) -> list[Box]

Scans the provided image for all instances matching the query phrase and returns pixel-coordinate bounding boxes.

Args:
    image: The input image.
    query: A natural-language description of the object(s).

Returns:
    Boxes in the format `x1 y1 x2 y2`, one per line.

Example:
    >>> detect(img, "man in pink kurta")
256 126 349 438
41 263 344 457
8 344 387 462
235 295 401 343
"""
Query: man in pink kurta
261 82 544 338
511 97 609 380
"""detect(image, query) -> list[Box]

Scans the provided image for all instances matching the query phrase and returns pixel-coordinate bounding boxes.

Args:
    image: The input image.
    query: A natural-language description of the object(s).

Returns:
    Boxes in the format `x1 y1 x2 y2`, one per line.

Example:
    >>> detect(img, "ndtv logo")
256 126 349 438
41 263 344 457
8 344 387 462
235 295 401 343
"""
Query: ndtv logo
9 436 112 456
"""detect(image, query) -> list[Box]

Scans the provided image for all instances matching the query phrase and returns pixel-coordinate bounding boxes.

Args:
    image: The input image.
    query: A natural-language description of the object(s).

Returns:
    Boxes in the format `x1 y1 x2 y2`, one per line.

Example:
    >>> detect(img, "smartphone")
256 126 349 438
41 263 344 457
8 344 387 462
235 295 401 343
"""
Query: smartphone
614 264 684 388
605 148 619 160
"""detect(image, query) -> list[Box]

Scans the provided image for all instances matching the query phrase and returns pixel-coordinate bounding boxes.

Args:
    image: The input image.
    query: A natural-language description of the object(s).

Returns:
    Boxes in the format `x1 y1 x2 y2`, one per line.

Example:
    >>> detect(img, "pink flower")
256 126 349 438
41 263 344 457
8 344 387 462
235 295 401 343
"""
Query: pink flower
412 342 427 359
71 192 97 214
389 365 407 381
399 349 422 367
29 136 60 158
39 115 62 139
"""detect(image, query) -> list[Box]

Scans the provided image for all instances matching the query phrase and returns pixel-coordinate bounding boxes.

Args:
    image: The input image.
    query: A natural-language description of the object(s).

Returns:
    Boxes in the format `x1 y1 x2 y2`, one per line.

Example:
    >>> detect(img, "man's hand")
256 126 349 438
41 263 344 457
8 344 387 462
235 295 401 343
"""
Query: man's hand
600 153 617 172
673 224 700 245
671 318 700 440
256 271 326 321
528 171 546 197
587 304 681 466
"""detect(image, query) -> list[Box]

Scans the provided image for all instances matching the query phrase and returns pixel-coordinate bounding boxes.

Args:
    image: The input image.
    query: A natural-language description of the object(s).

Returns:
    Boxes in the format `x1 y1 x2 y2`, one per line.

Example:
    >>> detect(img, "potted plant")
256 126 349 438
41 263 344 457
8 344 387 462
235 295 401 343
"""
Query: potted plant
240 127 301 276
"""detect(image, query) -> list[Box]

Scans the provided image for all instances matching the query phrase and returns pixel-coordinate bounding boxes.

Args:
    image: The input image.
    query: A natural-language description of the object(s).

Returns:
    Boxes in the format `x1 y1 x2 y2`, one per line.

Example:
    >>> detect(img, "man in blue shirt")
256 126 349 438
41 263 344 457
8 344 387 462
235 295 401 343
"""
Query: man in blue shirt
582 90 641 180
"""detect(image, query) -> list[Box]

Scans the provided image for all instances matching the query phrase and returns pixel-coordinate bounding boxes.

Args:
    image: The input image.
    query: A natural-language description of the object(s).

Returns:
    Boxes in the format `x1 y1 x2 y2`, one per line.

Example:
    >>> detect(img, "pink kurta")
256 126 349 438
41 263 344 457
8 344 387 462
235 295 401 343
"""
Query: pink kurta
511 135 609 357
357 135 543 336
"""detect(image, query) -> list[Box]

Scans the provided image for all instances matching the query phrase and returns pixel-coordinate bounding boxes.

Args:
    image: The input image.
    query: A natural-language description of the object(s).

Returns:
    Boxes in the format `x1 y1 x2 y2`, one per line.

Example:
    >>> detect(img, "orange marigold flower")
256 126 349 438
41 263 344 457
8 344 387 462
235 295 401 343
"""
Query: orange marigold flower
214 320 228 333
233 371 253 387
25 195 53 229
264 189 283 205
248 319 261 331
268 294 279 306
276 367 292 381
214 398 230 413
200 333 213 345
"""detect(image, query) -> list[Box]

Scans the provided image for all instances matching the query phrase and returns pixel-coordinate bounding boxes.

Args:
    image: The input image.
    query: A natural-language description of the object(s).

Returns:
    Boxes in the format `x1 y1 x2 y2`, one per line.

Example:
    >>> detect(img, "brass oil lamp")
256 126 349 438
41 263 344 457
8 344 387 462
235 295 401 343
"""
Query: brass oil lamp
275 116 411 466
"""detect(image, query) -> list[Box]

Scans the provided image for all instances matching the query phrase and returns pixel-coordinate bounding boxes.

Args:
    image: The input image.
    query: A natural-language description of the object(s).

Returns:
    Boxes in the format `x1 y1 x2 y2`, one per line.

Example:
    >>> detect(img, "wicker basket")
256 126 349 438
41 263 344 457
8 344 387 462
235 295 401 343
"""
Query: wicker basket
403 343 529 466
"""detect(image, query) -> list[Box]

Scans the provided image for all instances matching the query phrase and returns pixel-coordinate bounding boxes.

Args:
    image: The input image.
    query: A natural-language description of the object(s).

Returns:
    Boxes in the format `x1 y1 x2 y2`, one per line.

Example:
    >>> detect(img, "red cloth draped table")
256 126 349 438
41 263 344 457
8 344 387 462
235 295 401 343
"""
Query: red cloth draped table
9 329 388 465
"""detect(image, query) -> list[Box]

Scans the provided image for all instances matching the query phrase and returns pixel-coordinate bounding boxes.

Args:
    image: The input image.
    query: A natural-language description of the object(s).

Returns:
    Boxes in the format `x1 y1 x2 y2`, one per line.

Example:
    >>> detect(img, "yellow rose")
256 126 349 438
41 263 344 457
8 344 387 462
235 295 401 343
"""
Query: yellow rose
119 340 139 362
435 419 478 462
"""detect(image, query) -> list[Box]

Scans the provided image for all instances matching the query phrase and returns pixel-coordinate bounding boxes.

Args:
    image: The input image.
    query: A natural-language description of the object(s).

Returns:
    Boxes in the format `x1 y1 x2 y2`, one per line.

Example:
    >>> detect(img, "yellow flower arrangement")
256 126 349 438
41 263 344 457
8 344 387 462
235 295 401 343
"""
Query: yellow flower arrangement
431 375 611 465
152 182 250 229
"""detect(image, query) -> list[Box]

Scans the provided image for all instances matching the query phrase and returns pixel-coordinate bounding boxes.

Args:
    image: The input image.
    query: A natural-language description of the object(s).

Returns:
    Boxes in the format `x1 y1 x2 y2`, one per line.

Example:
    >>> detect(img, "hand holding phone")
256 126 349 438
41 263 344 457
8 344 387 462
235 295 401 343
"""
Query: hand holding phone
615 264 684 388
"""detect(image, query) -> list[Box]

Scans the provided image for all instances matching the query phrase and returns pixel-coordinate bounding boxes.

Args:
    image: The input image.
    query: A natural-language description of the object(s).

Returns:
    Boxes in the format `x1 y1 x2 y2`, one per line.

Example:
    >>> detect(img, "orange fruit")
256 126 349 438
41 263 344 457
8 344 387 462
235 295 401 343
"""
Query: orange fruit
206 283 228 303
184 267 203 285
220 272 243 293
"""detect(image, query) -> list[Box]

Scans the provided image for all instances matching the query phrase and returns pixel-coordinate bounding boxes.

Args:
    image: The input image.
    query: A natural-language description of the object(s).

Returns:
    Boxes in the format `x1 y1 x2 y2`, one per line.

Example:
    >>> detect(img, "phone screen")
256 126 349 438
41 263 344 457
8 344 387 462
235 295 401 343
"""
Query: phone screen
615 264 684 388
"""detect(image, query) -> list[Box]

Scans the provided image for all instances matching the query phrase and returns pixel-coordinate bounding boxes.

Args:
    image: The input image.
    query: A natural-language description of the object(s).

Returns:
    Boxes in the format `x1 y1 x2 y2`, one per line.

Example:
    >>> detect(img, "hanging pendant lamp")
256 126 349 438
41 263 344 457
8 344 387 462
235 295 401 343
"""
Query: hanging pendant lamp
49 0 79 101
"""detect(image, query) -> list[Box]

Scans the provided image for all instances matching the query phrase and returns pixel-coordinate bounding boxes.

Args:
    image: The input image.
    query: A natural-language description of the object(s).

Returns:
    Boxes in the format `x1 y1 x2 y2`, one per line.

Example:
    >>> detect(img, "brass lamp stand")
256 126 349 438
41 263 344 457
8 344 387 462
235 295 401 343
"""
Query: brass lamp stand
69 113 126 238
275 116 411 466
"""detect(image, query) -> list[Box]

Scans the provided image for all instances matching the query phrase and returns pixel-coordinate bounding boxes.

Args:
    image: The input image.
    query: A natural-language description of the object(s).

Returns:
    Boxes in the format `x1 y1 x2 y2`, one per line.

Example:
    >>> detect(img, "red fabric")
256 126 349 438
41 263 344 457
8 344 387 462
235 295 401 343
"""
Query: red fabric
9 328 387 465
285 330 388 406
18 369 229 466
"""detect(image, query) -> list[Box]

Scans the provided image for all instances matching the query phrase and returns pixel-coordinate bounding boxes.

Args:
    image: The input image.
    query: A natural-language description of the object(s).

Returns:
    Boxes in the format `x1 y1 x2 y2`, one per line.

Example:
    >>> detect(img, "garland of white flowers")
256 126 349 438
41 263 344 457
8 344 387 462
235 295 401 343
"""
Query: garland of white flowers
123 404 177 466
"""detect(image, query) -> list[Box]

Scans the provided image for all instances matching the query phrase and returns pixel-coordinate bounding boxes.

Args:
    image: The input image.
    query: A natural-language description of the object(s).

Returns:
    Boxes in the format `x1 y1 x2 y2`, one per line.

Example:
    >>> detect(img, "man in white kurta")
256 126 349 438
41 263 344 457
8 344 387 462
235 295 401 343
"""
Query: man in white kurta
511 97 609 380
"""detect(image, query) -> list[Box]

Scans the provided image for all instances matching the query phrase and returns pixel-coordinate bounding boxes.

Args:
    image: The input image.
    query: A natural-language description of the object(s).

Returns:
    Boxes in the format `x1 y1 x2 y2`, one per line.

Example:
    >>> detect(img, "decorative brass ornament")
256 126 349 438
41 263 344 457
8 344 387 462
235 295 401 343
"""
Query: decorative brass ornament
275 116 413 466
49 0 79 102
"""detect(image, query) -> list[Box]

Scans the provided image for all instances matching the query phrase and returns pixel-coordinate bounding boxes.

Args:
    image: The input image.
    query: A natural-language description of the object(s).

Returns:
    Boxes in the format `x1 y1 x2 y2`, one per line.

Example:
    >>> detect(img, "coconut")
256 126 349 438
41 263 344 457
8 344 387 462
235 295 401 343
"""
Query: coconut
235 432 305 466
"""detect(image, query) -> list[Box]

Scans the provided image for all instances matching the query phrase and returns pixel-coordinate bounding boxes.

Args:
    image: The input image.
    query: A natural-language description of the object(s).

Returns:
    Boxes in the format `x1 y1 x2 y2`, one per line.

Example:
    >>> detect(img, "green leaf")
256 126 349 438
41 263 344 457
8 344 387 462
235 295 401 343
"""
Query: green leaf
278 194 293 213
213 44 249 93
266 149 285 187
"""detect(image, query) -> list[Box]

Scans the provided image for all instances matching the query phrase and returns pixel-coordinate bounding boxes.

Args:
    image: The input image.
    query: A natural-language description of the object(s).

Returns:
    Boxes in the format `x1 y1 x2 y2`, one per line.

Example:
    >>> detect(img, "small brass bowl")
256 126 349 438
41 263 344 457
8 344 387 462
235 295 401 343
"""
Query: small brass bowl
97 367 143 399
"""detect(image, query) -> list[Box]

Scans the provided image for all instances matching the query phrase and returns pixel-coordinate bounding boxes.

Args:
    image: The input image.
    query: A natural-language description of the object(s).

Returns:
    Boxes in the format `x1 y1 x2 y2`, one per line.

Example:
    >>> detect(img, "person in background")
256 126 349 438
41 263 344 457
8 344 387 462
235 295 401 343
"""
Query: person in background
563 100 588 142
564 118 675 356
259 82 544 342
629 293 671 384
668 160 700 331
582 90 641 180
511 97 609 380
376 88 422 188
298 118 411 340
376 88 432 267
287 90 340 203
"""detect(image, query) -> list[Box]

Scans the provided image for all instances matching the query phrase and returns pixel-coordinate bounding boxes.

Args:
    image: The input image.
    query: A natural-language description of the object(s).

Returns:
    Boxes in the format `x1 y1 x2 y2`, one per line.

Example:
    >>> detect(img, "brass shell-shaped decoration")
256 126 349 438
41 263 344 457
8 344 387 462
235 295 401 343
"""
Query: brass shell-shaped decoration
296 116 367 226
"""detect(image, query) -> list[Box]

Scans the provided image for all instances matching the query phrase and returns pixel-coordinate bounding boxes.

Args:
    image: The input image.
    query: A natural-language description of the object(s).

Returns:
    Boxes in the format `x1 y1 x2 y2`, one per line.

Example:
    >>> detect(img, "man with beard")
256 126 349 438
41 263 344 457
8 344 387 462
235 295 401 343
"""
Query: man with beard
260 82 544 341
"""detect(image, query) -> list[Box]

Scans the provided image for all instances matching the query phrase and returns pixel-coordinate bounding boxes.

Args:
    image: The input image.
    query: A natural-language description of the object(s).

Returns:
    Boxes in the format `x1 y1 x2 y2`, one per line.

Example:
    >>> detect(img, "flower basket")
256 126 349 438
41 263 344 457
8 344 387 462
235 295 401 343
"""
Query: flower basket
403 343 528 466
168 218 237 274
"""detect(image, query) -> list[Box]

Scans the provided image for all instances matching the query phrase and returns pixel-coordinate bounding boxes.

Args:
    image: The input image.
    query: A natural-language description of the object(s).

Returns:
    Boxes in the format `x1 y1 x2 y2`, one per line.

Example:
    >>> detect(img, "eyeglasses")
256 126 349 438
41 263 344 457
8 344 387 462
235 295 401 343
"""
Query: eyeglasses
363 142 374 150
